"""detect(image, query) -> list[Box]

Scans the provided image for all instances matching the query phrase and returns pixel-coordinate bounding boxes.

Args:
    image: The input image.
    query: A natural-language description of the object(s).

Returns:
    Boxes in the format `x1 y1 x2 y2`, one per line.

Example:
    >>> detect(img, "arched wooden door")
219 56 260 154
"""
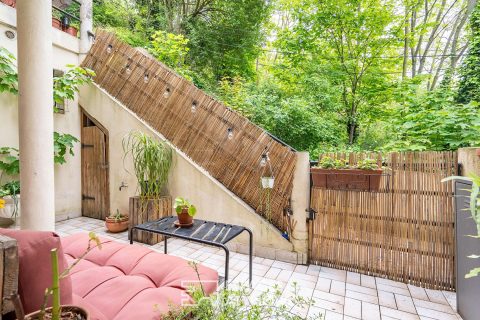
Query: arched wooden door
81 110 110 219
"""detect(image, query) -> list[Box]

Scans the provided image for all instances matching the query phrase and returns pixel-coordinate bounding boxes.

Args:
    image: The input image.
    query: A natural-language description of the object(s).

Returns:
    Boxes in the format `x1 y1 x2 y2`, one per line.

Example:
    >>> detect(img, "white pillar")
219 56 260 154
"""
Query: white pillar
79 0 93 61
17 0 55 231
290 151 310 264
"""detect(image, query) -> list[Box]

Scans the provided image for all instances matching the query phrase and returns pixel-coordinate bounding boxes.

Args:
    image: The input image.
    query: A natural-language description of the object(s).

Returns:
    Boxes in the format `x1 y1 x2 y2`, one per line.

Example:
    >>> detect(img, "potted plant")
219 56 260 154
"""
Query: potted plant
105 209 129 233
0 147 20 226
0 181 20 227
311 156 383 191
24 232 101 320
174 197 196 227
123 131 173 243
52 10 63 30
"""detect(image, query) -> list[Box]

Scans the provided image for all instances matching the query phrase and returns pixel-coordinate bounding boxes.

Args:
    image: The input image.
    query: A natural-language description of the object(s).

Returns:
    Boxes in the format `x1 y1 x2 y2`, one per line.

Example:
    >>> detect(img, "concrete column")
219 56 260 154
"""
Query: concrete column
458 147 480 177
79 0 93 61
290 151 310 264
17 0 55 231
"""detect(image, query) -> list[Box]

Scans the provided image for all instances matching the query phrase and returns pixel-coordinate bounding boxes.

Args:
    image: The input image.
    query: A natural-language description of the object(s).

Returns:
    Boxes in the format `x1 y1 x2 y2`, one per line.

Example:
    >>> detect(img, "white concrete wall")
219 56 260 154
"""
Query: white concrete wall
79 84 296 258
0 4 82 220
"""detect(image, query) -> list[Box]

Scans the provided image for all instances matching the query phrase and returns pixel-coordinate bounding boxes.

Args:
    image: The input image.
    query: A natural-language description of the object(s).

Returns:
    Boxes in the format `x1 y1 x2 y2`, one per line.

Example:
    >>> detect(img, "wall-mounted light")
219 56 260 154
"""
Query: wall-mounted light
163 87 171 98
4 30 15 40
191 101 197 113
227 128 234 140
106 44 113 54
87 30 95 44
144 73 149 83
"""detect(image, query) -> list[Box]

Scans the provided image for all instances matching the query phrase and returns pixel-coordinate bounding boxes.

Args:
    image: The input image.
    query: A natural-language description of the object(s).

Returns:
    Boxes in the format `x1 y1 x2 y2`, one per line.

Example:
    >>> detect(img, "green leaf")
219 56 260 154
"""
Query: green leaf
465 267 480 279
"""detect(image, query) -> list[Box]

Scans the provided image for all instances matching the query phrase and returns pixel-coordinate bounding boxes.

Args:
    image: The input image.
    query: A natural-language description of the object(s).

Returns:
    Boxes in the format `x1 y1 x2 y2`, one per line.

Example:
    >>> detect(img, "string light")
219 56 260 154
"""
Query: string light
163 87 171 98
144 73 149 83
260 153 268 167
227 128 234 140
106 44 112 54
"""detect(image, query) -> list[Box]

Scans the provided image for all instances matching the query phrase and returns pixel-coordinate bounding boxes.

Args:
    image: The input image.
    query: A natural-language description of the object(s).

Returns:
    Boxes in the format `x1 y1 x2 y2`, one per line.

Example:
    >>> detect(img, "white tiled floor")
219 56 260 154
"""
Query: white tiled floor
56 217 462 320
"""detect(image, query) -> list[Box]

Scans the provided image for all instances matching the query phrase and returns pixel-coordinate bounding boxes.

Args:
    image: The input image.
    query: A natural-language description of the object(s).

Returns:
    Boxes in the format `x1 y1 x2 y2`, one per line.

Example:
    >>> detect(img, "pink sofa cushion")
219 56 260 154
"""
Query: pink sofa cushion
62 233 218 320
0 229 73 314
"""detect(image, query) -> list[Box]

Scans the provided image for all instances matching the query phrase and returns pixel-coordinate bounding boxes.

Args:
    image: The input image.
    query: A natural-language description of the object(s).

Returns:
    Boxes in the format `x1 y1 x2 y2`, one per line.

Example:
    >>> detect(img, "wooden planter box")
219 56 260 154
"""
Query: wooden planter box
129 196 172 245
311 168 383 191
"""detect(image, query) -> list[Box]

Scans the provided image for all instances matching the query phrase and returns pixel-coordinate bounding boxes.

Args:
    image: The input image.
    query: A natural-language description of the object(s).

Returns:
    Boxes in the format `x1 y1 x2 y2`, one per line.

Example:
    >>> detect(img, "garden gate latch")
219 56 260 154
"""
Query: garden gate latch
306 208 317 221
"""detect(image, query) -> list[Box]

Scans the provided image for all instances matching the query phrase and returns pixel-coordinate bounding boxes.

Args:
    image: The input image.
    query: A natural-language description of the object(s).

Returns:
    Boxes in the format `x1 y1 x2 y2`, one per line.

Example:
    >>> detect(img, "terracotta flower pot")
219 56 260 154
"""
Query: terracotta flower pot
25 305 88 320
65 26 78 37
105 216 129 233
177 208 193 227
0 0 16 8
52 18 62 30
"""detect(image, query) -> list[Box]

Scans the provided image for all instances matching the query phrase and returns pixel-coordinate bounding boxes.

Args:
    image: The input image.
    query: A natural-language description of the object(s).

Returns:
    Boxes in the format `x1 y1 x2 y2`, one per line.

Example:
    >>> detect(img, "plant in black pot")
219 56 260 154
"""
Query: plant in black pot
123 131 173 244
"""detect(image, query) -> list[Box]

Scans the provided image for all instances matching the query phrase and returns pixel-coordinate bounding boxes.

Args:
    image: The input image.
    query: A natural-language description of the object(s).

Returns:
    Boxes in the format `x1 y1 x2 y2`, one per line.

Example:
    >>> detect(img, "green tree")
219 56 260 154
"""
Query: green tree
275 0 399 144
457 3 480 104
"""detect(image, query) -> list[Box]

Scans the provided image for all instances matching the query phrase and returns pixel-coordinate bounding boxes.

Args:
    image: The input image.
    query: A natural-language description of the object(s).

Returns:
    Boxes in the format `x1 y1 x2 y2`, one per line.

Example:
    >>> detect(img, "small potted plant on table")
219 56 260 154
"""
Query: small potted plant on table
174 197 196 227
105 209 129 233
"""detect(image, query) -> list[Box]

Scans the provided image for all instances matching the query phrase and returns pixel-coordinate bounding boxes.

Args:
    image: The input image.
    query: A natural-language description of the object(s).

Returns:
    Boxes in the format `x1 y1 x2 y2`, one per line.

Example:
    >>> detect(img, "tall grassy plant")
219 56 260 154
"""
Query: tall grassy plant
122 131 173 198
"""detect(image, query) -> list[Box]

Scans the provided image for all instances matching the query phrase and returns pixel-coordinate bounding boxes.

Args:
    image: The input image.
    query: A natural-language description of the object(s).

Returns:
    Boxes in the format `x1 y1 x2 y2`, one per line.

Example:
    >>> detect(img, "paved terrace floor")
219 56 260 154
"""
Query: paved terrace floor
56 217 462 320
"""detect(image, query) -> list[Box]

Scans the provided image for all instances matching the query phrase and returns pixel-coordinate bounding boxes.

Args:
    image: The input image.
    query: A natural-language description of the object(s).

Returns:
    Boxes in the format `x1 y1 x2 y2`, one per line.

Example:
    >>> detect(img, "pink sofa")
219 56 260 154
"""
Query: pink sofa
0 230 218 320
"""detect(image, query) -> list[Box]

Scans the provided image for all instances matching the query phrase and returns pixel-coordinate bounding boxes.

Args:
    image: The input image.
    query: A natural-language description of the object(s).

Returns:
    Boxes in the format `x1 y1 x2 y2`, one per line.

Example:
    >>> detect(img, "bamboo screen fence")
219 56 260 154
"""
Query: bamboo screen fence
309 151 457 290
82 30 297 232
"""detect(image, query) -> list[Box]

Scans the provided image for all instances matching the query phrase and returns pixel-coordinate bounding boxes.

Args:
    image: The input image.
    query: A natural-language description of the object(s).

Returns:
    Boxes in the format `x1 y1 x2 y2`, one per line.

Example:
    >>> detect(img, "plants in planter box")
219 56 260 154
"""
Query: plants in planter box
0 147 20 226
174 197 196 227
311 156 383 191
105 209 129 233
123 131 173 243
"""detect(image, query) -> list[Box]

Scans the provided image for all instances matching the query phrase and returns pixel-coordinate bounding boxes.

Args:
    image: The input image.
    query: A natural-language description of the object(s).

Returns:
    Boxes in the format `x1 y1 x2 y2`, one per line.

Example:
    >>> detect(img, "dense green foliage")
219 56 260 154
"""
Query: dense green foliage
92 0 480 158
0 47 18 95
457 4 480 104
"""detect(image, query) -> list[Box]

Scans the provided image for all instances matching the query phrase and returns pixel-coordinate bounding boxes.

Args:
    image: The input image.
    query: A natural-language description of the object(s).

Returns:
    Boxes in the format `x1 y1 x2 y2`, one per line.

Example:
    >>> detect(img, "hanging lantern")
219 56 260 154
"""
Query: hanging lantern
106 44 113 54
227 127 234 140
125 64 131 75
260 151 274 188
191 101 197 113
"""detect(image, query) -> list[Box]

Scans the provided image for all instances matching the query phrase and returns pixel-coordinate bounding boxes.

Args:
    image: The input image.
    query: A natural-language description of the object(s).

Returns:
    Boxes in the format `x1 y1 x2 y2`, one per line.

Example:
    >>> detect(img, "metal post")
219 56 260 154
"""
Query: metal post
221 245 230 289
164 237 168 254
246 228 253 287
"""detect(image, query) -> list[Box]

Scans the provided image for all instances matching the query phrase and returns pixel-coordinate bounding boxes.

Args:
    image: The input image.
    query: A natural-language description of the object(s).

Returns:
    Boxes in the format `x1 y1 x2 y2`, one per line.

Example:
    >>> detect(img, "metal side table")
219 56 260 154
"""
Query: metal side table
129 216 253 288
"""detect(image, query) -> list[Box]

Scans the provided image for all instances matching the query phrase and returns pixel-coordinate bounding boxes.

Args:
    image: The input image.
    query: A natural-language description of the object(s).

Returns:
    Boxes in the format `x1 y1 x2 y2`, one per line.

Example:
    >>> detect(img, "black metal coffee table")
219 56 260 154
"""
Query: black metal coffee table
129 216 253 288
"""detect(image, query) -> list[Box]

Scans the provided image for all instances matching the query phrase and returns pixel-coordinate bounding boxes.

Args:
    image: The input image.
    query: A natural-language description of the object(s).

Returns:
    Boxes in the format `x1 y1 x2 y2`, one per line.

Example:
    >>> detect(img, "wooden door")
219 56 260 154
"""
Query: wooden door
81 121 109 219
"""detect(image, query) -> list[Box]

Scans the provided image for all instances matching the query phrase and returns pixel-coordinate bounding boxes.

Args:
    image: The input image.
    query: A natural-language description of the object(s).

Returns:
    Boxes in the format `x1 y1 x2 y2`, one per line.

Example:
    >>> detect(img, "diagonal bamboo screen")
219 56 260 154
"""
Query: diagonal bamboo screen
309 151 457 290
82 30 297 232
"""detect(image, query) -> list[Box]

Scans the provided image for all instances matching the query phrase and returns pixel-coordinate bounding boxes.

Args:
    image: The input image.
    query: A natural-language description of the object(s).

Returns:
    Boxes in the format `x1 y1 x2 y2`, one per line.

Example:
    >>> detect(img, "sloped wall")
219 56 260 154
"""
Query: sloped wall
79 84 295 258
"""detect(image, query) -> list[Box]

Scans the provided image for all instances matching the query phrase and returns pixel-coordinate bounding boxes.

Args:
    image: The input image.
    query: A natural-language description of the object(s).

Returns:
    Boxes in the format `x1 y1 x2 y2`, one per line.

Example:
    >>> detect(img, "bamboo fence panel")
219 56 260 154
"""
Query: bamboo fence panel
82 30 297 231
309 151 457 290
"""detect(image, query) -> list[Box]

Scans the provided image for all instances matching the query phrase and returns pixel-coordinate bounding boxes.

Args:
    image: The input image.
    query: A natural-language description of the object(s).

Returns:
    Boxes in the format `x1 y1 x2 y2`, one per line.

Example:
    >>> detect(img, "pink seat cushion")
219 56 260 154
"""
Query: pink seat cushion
62 233 218 320
0 229 73 314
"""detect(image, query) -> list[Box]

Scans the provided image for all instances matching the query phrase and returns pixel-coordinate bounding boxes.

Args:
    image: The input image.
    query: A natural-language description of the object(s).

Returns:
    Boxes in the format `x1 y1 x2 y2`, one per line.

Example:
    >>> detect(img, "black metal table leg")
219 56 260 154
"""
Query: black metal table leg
246 228 253 288
164 236 168 254
129 227 134 245
221 245 229 289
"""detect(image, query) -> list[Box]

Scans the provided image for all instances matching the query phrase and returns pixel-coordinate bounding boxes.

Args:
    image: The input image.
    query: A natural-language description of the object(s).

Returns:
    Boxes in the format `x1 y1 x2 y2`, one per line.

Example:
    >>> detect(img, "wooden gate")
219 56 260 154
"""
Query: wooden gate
309 151 457 290
81 111 109 219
